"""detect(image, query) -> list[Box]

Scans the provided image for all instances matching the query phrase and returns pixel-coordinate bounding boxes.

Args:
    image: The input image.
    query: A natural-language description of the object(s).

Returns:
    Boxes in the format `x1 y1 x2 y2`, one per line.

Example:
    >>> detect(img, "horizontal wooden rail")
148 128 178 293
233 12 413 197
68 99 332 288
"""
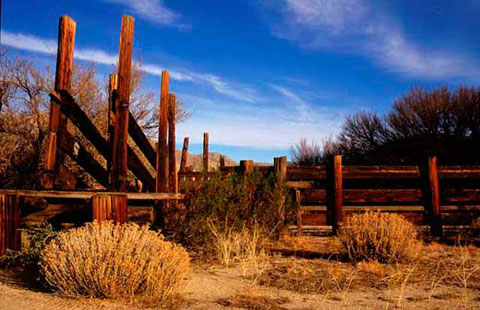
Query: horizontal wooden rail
50 91 155 191
0 190 184 200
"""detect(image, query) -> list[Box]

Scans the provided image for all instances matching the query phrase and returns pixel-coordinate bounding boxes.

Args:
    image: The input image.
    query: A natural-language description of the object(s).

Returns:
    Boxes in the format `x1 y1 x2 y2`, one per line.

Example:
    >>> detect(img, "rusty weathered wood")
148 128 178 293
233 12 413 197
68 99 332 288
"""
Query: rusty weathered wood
425 156 443 236
342 189 423 204
59 131 109 188
220 155 226 168
327 155 343 234
274 156 287 183
0 190 184 201
112 15 135 192
44 16 76 189
295 190 302 236
128 112 156 167
50 91 155 191
91 194 128 224
287 166 327 180
203 133 209 172
0 194 20 256
168 94 177 194
343 166 420 179
286 181 314 189
240 160 254 175
107 74 118 181
180 137 189 173
156 71 170 193
438 166 480 178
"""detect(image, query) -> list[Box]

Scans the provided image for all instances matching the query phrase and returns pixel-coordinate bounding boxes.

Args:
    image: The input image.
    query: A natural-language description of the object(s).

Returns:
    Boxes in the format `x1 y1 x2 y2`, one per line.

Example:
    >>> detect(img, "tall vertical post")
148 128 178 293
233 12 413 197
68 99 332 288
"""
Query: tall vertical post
203 133 209 172
240 160 254 175
327 155 343 235
92 194 128 224
295 190 302 236
180 137 189 173
0 194 20 256
107 74 118 185
111 15 135 192
424 156 443 236
274 156 287 234
43 16 76 189
168 94 178 196
156 71 170 193
220 155 226 168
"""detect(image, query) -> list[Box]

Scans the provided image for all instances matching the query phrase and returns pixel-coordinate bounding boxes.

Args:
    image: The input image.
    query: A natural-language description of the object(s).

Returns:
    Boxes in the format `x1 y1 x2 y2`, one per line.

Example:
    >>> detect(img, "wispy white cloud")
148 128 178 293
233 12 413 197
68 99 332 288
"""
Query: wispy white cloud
1 30 258 102
177 92 346 149
265 0 479 80
101 0 183 28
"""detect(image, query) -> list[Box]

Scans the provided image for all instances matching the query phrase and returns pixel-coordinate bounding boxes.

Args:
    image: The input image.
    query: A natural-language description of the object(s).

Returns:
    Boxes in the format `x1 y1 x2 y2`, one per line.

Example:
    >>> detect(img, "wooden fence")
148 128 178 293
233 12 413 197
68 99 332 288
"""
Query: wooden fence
179 155 480 237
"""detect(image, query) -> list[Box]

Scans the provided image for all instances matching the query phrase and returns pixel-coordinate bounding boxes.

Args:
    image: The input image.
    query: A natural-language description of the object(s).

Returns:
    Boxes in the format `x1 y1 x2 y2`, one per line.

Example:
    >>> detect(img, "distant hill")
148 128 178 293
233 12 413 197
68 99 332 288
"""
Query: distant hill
174 150 237 171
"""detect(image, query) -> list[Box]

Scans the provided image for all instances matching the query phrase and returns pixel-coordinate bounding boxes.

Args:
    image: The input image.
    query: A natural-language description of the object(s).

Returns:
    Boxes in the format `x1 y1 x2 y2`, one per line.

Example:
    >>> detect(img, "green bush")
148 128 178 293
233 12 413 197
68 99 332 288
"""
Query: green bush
167 170 293 252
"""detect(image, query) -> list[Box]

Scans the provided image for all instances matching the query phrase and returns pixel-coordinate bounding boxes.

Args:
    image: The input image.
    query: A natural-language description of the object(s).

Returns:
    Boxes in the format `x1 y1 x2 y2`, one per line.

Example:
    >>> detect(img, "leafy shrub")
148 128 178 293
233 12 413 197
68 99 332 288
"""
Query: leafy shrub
40 222 189 304
1 223 57 268
169 170 292 252
339 212 419 263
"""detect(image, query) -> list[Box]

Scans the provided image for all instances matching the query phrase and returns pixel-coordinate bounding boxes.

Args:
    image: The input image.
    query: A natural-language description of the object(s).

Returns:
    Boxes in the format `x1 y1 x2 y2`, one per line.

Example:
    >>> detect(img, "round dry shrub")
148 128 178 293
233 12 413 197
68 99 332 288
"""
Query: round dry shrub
40 222 190 303
339 212 419 263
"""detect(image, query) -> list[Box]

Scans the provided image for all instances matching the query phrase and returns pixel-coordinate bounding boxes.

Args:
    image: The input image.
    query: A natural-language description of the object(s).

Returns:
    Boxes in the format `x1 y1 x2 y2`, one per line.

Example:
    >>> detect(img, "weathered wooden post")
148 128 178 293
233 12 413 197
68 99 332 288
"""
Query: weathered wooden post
327 155 343 235
0 194 21 256
111 15 135 192
168 94 178 202
220 155 226 169
43 16 76 189
156 71 170 193
422 156 443 237
91 194 128 224
274 156 287 235
180 137 189 173
240 160 254 175
295 189 302 236
203 133 209 172
107 74 118 183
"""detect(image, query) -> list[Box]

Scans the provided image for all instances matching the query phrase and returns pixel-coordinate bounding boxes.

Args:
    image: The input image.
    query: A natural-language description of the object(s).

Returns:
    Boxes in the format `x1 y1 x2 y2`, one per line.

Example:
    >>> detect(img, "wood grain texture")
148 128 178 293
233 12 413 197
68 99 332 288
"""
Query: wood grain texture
92 194 128 224
180 137 189 173
168 94 177 194
0 194 20 256
156 71 170 193
43 16 76 189
203 133 209 172
112 15 135 192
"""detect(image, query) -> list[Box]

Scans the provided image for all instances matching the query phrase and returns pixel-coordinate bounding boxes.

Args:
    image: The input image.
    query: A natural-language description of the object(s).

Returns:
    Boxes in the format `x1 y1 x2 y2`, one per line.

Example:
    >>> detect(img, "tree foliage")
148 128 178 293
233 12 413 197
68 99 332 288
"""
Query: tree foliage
331 86 480 164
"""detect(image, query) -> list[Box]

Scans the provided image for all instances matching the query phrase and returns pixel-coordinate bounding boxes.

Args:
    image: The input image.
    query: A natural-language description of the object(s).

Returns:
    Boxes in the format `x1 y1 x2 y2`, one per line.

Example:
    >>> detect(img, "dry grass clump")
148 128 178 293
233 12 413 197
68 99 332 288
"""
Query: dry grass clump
339 211 420 263
40 222 190 304
208 221 270 281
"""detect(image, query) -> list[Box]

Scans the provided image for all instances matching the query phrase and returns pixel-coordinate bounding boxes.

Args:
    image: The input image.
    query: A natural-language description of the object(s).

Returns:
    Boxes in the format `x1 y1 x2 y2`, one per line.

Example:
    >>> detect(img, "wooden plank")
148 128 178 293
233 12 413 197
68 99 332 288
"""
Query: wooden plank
50 91 155 191
43 16 76 189
92 194 128 224
343 189 422 204
0 194 20 256
287 166 327 180
301 189 327 203
438 166 480 178
295 190 302 236
240 160 254 175
203 133 209 172
112 15 135 192
59 131 109 188
343 165 420 179
274 156 287 183
107 74 118 181
0 190 184 200
327 155 343 234
180 137 189 173
424 156 442 236
168 94 177 194
286 181 314 189
128 111 156 168
156 71 170 193
442 189 480 203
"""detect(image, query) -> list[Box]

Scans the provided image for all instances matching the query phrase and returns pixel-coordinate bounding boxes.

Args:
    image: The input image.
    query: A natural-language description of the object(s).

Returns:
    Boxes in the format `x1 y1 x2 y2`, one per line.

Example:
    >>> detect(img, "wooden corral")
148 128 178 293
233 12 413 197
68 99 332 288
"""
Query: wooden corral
179 155 480 238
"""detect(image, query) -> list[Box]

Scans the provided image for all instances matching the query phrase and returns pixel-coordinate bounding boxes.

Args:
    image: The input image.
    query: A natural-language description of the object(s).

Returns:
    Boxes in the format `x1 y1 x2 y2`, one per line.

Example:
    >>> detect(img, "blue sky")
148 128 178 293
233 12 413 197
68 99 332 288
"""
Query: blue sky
2 0 480 162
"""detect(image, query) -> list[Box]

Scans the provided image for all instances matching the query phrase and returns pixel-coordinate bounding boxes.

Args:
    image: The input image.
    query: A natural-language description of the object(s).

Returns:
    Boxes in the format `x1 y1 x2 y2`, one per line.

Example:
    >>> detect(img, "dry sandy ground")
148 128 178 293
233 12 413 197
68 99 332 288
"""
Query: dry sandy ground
1 263 479 310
